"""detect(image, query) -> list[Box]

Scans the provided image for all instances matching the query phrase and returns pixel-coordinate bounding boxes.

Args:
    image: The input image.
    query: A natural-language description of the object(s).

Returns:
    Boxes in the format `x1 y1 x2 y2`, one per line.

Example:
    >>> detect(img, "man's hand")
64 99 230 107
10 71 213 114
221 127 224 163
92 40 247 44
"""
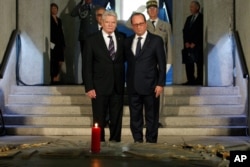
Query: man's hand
190 43 196 48
87 89 96 99
155 86 163 98
185 42 190 48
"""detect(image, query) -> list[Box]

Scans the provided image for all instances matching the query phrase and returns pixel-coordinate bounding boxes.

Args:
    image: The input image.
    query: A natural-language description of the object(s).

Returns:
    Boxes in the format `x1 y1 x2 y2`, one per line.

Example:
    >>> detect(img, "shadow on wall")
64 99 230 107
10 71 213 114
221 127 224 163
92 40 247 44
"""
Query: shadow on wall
44 37 50 84
60 0 82 84
207 33 234 86
0 89 5 113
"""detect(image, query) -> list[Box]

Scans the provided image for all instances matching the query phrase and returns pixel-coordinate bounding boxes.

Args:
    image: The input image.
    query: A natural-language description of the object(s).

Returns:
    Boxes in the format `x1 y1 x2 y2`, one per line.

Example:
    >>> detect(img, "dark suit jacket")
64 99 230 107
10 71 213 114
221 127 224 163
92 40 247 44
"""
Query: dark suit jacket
124 31 166 95
84 31 125 95
183 13 203 51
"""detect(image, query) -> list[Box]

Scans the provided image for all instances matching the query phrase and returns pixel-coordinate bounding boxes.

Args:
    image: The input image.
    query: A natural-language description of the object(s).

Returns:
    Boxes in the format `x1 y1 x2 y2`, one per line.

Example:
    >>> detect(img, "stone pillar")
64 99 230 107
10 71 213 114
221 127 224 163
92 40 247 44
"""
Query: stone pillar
204 0 234 86
235 0 250 134
0 0 16 63
236 0 250 74
18 0 50 84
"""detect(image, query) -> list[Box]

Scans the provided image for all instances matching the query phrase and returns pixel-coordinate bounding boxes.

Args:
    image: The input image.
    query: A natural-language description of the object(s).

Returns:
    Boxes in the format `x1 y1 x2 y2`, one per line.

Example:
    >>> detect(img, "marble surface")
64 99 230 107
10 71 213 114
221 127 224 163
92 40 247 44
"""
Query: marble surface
0 135 250 167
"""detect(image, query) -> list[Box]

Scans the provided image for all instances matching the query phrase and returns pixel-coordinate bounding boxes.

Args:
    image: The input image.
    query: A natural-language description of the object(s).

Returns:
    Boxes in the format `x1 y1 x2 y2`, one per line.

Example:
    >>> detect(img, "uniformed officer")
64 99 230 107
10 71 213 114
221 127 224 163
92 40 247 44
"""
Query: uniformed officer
71 0 99 84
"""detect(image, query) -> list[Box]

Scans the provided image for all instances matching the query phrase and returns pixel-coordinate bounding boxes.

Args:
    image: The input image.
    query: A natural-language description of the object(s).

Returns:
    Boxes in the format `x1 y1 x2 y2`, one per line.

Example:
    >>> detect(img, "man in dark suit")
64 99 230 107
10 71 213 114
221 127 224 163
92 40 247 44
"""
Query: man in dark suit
124 13 166 143
182 1 203 85
84 10 124 142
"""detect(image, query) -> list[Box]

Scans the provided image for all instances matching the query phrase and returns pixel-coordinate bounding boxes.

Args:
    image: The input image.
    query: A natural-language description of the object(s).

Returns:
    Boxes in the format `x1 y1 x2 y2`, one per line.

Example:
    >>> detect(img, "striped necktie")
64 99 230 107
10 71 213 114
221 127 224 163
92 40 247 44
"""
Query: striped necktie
108 35 115 60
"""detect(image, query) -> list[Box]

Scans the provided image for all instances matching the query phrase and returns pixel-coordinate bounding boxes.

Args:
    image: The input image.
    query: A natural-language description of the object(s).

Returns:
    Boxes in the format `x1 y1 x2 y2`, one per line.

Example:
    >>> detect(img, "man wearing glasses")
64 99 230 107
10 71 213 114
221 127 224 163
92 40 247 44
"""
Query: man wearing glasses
124 13 166 143
95 7 106 30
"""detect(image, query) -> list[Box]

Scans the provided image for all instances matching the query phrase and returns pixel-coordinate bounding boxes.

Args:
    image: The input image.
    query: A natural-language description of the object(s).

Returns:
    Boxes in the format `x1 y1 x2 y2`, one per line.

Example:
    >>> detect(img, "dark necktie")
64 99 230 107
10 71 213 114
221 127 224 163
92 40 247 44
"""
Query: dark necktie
108 35 115 60
135 37 142 57
152 21 155 29
190 15 195 27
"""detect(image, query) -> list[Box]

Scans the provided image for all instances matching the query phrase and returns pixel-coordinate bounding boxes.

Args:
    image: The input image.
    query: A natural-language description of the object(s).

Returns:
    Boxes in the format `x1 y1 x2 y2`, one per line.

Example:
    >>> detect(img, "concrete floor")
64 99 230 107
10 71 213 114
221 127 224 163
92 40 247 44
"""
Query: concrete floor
1 135 250 167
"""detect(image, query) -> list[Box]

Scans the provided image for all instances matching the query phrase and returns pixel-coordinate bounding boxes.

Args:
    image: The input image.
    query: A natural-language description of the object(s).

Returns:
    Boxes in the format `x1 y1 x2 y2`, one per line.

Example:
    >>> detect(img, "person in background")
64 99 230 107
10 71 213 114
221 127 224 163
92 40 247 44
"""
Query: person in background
182 1 203 85
84 10 125 142
124 12 166 143
71 0 98 84
146 0 172 66
50 3 66 84
95 6 106 30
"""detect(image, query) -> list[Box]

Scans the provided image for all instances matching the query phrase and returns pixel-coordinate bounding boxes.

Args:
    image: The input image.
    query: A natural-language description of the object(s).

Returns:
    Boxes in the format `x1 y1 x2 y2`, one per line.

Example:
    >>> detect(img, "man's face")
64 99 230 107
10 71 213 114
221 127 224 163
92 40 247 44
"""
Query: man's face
102 15 117 34
96 9 105 25
131 15 147 36
190 2 199 14
51 6 58 15
147 6 158 19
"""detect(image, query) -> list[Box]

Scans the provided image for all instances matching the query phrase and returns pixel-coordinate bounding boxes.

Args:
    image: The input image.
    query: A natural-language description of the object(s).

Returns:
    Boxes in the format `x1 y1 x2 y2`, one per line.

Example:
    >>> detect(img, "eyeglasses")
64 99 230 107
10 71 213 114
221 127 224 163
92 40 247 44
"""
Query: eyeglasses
132 22 146 27
96 14 103 17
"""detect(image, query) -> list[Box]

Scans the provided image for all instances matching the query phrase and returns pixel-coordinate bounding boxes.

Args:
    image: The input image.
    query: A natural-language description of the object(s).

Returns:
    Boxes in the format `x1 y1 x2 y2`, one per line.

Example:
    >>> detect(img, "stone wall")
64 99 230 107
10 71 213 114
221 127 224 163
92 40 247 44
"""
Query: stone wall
18 0 50 84
235 0 250 132
0 0 16 64
236 0 250 76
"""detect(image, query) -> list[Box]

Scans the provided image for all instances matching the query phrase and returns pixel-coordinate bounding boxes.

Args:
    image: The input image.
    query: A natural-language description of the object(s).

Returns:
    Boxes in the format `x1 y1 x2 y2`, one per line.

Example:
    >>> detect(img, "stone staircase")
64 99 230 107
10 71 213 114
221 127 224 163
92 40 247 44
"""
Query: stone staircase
2 85 247 136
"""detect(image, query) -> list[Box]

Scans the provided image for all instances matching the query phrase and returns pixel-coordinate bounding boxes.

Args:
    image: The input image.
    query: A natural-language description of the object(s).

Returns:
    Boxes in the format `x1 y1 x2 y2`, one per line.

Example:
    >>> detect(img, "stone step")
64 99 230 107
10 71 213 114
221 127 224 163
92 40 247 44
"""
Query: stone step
164 95 241 105
5 85 245 136
7 94 241 106
7 95 91 105
4 125 247 136
163 105 245 115
3 115 246 126
4 104 129 115
164 86 239 95
5 104 244 116
11 86 239 96
11 85 85 95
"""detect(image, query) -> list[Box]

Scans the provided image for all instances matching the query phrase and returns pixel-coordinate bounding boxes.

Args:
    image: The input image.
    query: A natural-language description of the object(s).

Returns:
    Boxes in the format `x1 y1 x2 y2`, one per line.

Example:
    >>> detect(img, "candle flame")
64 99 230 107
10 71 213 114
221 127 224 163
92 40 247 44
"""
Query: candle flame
94 123 98 127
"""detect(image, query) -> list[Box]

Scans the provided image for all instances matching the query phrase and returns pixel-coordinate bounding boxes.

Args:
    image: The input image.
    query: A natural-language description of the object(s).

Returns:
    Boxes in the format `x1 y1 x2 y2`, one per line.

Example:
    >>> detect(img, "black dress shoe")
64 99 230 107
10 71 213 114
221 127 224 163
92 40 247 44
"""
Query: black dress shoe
182 81 196 85
194 80 203 85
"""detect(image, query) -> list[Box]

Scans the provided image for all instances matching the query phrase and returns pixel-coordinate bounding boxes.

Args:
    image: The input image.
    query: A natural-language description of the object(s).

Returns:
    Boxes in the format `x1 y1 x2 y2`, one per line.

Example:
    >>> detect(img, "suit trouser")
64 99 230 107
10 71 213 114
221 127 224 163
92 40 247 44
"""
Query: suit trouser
129 93 159 143
185 57 203 84
91 92 123 142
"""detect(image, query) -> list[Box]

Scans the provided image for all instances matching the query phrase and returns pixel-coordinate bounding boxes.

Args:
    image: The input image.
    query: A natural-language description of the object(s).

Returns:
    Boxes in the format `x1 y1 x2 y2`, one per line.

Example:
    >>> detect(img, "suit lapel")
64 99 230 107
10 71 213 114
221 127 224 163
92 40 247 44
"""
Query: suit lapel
128 35 136 57
114 32 122 61
98 32 109 52
156 20 163 29
97 32 114 61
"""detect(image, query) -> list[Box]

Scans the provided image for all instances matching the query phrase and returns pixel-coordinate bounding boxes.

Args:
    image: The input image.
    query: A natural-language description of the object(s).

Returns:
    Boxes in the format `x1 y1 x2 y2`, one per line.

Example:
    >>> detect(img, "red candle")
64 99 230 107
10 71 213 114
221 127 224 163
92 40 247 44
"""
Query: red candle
91 123 101 153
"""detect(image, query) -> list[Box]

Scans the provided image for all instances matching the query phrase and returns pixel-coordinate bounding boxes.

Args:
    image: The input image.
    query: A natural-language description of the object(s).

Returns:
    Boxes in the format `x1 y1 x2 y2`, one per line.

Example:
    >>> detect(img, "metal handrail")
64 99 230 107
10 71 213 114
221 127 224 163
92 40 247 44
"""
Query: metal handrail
0 30 19 78
233 30 249 78
233 30 249 136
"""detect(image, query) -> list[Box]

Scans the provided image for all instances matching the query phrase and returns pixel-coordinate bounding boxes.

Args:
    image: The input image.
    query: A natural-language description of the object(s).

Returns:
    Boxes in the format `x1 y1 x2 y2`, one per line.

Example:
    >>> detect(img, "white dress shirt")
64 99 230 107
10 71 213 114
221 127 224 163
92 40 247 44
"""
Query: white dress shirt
150 18 159 27
132 31 148 56
102 30 117 52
